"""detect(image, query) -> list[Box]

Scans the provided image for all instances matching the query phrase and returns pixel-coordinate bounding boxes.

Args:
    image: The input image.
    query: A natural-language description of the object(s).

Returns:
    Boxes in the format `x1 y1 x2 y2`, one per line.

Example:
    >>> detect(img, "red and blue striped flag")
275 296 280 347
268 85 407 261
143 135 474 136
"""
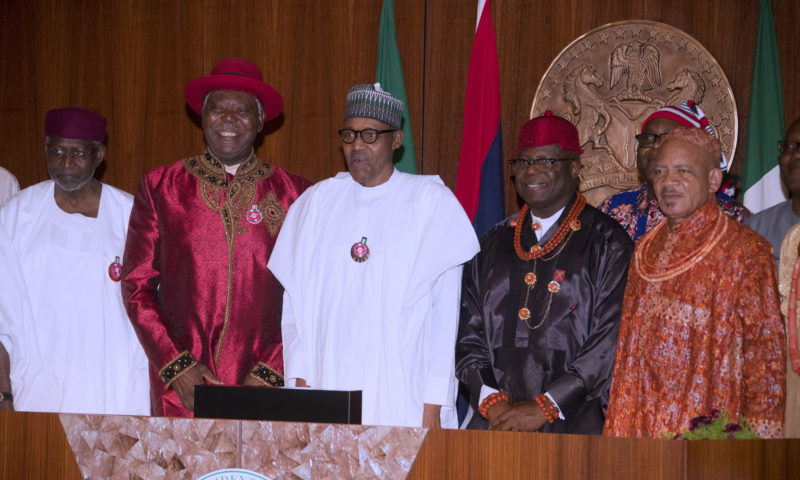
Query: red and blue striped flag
455 0 504 239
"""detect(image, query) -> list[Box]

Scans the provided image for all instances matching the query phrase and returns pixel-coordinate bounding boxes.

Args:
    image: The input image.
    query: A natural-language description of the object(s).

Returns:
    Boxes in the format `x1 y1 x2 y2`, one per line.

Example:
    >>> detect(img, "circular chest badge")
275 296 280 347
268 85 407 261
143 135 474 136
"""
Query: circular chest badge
108 256 122 282
246 204 263 224
350 236 370 263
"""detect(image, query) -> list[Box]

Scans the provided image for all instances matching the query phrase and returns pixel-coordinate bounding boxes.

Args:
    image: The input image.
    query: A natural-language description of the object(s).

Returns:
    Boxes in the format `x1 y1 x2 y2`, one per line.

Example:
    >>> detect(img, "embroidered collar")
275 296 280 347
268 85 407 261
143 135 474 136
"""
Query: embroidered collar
184 148 266 187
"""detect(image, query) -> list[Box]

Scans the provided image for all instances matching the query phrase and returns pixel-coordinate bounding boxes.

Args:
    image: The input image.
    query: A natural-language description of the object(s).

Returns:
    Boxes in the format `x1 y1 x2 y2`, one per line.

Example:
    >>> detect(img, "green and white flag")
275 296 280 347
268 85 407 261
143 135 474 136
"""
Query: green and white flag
376 0 417 173
742 0 785 213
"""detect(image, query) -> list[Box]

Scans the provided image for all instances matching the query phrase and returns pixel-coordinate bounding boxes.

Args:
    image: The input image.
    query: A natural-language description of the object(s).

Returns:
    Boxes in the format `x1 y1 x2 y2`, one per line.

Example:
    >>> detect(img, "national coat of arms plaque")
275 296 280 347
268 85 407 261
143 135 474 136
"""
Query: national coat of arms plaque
532 20 737 205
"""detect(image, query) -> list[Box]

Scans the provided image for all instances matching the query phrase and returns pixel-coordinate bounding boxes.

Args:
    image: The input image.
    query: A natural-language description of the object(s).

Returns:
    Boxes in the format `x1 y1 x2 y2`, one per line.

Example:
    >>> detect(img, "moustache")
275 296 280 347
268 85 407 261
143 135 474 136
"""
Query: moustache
658 187 680 197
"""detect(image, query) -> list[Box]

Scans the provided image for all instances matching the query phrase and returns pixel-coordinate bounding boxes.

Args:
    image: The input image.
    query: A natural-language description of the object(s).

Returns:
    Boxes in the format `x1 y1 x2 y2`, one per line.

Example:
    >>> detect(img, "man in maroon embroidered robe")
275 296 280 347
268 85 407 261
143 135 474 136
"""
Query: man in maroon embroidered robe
122 58 310 417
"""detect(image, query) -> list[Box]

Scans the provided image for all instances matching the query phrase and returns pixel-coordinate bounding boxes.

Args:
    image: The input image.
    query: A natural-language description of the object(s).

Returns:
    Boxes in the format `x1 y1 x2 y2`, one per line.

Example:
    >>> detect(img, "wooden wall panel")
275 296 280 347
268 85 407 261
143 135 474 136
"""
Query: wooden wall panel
423 0 798 214
423 0 645 209
639 0 757 176
773 0 800 122
0 0 425 193
0 0 797 213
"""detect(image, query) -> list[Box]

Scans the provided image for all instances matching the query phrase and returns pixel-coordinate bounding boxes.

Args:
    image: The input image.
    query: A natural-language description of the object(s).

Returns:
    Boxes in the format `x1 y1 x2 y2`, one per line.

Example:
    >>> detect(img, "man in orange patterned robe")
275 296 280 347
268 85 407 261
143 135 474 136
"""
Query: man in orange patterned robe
604 127 786 438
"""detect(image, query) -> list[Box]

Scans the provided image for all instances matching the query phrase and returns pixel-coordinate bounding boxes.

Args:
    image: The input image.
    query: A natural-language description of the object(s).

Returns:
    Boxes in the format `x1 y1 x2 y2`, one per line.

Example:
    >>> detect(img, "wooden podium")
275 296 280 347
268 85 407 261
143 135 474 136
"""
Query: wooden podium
1 411 798 479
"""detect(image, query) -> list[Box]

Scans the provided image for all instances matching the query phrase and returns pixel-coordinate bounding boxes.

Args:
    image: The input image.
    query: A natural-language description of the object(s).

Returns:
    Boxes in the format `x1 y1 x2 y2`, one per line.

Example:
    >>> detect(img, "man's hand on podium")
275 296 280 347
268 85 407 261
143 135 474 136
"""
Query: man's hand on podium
294 378 310 388
171 363 223 412
490 401 547 432
0 344 12 411
422 403 441 429
242 375 266 387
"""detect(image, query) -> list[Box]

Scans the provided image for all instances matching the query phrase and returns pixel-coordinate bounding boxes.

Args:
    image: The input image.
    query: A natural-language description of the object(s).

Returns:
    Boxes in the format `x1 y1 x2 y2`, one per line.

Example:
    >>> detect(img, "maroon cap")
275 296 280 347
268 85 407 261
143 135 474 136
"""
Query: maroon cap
185 58 283 120
518 111 583 155
44 107 106 142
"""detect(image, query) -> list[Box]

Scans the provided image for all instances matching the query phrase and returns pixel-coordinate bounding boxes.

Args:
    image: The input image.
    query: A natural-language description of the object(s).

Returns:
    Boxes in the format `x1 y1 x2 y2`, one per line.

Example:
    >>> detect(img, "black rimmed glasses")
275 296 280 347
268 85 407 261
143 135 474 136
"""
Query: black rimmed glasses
508 157 574 172
635 133 666 147
338 128 397 144
778 140 800 154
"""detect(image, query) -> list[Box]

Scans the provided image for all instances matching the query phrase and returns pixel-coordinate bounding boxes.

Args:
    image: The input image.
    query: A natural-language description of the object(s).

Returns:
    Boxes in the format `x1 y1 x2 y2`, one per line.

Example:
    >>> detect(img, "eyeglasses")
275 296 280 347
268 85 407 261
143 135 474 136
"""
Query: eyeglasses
46 146 96 160
635 133 666 147
778 140 800 154
338 128 396 144
509 157 574 172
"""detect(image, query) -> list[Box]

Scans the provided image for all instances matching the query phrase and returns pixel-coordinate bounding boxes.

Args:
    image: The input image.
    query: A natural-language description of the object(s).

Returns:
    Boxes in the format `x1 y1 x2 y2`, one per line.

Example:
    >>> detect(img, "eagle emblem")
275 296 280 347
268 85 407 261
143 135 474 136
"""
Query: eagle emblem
609 40 662 102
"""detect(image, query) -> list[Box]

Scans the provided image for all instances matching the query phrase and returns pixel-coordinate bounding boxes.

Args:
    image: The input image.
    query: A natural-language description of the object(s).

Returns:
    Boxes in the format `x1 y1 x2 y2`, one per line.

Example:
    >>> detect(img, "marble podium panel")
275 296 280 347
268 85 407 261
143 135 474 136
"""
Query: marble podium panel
59 414 427 480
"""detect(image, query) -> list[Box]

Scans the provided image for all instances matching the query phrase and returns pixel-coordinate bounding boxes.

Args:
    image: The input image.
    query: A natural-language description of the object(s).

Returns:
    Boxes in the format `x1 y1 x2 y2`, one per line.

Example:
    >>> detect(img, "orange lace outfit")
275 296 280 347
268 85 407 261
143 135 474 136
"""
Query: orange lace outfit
603 199 786 439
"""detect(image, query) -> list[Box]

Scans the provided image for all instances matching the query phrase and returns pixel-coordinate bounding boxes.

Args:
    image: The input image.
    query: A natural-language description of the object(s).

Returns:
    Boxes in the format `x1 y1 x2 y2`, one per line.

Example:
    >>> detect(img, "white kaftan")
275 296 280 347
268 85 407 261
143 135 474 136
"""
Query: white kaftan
0 229 38 407
0 166 19 207
269 170 479 427
0 180 149 414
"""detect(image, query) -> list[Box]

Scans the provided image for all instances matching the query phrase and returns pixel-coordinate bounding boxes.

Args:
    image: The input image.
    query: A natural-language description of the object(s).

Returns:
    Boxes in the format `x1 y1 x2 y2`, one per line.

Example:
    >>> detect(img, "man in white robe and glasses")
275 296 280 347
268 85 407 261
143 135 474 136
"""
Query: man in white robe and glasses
269 83 479 428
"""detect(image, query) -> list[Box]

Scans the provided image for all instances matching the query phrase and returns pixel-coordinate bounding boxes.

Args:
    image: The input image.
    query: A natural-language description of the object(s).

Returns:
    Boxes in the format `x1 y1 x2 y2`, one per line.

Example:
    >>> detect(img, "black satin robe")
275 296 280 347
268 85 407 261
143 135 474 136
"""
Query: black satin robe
456 196 633 433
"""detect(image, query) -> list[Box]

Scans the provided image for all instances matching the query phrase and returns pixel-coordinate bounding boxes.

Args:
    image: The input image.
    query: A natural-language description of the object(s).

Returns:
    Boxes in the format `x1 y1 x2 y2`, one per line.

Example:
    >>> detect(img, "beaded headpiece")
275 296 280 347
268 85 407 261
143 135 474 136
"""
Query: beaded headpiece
517 111 583 155
344 83 403 129
657 126 722 170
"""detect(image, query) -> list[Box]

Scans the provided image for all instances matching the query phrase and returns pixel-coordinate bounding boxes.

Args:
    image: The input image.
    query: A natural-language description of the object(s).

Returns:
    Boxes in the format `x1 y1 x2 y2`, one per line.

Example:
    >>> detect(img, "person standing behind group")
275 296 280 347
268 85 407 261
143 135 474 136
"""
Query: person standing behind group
456 112 633 433
269 83 479 428
599 101 749 241
746 117 800 266
0 106 149 415
604 127 785 439
122 58 310 417
745 116 800 437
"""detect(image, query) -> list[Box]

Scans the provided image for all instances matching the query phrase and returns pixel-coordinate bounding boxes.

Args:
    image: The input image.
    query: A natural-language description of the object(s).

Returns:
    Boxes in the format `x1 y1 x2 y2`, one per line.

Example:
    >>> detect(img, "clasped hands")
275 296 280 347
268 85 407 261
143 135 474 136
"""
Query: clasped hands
486 399 548 432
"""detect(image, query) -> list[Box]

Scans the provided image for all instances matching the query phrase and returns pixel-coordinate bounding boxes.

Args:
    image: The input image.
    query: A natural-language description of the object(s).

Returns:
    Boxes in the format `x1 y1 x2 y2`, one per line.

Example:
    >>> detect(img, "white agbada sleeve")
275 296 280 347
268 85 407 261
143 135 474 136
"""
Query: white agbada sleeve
280 290 311 386
423 265 462 407
425 265 465 428
0 228 40 406
270 182 321 387
0 167 19 208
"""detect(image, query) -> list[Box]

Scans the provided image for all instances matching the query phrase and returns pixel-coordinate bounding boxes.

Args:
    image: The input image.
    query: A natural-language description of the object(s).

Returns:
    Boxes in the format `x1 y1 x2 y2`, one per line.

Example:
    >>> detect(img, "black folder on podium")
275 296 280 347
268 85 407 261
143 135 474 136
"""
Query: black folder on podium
194 385 362 424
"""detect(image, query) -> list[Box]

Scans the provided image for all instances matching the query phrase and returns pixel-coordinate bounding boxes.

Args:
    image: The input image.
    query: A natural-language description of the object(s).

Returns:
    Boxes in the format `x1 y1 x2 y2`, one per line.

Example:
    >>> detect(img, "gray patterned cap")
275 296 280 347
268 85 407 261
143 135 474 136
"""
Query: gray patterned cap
344 83 403 130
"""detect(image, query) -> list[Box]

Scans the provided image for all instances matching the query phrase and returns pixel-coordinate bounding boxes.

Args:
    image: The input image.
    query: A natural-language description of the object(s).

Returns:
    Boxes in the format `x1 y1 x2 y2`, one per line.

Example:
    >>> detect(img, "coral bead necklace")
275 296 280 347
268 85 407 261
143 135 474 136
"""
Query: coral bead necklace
513 195 585 330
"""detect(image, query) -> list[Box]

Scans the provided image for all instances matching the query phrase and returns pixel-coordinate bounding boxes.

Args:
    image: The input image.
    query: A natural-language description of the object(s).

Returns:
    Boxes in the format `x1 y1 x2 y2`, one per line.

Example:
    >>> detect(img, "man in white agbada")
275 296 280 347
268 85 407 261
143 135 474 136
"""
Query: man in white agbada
0 107 149 414
0 165 19 207
269 84 479 428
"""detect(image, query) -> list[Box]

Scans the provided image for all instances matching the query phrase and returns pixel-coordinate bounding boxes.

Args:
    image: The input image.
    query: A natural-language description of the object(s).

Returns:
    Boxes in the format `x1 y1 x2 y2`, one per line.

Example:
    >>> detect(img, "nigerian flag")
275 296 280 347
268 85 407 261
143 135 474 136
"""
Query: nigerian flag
742 0 785 213
376 0 417 173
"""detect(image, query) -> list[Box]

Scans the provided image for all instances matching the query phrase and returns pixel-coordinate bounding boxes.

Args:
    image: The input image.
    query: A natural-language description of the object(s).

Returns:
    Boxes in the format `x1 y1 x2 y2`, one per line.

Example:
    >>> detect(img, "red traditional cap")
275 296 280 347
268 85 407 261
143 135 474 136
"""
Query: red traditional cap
518 111 583 154
185 58 283 120
44 107 106 142
641 100 711 133
640 100 727 170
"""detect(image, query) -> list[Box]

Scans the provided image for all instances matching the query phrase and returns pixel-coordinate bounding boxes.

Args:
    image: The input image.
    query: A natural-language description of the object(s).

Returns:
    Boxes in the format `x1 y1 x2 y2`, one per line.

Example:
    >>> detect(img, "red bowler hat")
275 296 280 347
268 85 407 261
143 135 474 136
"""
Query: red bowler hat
185 58 283 120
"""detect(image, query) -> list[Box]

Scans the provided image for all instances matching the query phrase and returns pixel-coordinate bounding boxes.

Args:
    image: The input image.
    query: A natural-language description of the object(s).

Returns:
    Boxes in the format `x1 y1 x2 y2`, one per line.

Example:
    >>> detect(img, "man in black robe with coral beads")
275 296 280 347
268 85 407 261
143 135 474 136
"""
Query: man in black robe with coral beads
456 111 633 433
